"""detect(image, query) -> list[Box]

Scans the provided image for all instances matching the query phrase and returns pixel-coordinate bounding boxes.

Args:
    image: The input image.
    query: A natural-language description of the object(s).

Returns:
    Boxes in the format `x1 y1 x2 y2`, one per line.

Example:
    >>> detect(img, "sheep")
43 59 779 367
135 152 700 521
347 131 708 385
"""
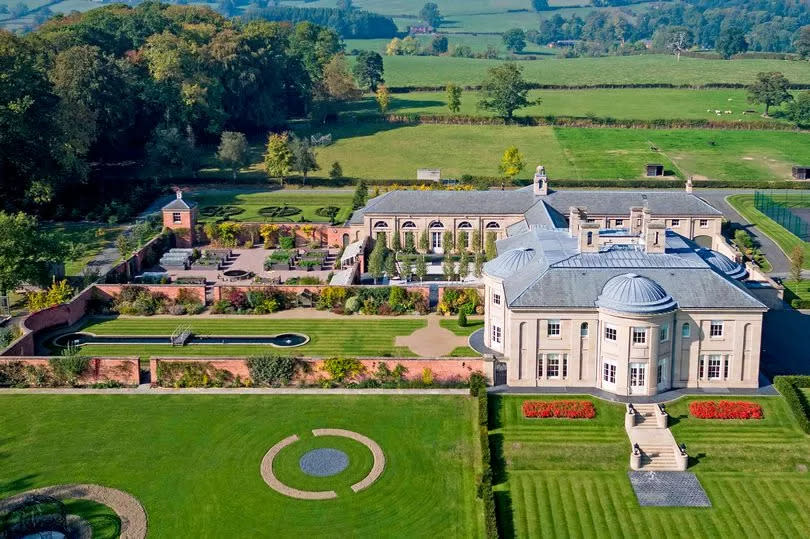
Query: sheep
725 110 732 114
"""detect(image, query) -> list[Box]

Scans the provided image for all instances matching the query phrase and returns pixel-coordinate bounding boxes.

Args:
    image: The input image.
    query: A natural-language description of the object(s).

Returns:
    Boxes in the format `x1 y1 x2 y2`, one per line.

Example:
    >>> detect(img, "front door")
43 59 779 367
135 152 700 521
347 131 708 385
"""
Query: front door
629 363 646 395
431 231 443 253
494 362 507 386
656 359 669 392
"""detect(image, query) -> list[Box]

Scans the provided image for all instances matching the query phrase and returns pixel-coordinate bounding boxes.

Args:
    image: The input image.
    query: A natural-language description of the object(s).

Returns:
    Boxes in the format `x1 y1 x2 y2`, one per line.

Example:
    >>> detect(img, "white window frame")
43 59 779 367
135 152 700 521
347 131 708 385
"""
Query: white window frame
605 326 617 341
602 360 617 386
580 322 589 337
491 325 502 344
681 322 691 339
710 320 724 338
659 323 669 343
492 293 501 306
547 319 561 337
546 353 560 378
707 355 722 380
614 219 624 227
670 219 680 227
699 219 709 228
172 212 182 224
632 327 647 345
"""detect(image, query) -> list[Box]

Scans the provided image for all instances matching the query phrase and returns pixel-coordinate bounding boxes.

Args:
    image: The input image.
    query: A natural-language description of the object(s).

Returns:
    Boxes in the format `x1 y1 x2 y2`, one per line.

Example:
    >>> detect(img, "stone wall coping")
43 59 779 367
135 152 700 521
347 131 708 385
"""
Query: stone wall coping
0 388 471 395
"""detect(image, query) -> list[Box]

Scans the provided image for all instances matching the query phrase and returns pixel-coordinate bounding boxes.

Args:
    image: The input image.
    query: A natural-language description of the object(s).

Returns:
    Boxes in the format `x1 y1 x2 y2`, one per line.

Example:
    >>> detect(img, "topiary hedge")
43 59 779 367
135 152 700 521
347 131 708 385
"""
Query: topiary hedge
476 390 498 538
774 376 810 433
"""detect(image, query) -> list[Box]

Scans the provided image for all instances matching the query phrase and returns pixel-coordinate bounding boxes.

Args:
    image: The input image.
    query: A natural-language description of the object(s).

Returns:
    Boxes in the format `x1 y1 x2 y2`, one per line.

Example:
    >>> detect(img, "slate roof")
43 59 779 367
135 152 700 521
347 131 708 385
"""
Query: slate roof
491 228 765 311
162 196 196 210
541 190 721 216
349 187 721 225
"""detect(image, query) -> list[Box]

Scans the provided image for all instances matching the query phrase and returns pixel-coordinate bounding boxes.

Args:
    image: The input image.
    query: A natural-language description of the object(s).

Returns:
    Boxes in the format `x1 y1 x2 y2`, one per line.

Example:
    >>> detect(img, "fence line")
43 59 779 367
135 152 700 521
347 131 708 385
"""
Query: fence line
754 191 810 240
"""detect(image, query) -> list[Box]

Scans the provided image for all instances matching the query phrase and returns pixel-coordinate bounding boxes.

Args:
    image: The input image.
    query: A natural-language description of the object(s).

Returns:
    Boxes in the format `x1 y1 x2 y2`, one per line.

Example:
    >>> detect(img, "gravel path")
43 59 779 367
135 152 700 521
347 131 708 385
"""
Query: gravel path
0 484 147 539
260 435 338 500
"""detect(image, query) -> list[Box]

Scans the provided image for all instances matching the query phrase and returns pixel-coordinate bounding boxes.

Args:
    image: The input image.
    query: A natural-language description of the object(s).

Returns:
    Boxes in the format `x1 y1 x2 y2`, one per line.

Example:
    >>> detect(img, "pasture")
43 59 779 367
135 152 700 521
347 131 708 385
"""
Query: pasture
491 394 810 538
373 55 810 88
0 394 484 537
344 88 784 123
302 123 810 181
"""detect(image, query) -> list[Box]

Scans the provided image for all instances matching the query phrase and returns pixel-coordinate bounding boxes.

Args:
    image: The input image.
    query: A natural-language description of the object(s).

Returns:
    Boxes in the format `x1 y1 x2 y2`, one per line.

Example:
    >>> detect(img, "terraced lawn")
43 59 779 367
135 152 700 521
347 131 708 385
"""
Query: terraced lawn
491 394 810 538
727 194 810 270
0 395 484 537
69 316 426 358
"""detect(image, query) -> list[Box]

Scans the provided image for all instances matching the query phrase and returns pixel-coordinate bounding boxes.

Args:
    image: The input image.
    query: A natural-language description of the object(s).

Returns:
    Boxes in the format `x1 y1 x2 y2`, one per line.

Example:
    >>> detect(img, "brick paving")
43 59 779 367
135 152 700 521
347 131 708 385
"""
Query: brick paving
628 471 711 507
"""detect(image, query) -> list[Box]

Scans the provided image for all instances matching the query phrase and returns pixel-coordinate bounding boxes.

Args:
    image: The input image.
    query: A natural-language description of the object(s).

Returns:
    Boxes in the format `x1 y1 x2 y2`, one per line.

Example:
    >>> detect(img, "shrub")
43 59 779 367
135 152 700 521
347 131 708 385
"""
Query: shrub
469 371 487 396
458 310 468 327
0 361 28 387
157 361 237 388
247 354 305 387
0 325 21 349
688 400 763 419
438 287 481 315
522 400 596 419
774 376 810 433
322 357 365 383
421 367 434 386
477 392 497 539
279 235 295 249
49 352 91 386
317 286 348 310
344 296 361 313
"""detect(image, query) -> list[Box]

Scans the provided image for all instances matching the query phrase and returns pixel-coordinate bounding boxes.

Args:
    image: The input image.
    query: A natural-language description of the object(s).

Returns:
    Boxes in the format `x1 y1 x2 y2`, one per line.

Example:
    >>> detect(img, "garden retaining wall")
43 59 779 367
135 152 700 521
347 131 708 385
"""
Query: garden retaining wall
94 284 206 302
211 285 432 303
150 357 483 386
0 356 140 386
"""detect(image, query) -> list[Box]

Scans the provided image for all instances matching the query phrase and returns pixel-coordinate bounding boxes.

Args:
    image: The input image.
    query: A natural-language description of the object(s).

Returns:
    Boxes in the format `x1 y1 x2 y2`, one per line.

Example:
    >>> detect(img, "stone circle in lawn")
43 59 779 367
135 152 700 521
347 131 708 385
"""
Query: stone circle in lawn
299 448 350 477
260 429 386 500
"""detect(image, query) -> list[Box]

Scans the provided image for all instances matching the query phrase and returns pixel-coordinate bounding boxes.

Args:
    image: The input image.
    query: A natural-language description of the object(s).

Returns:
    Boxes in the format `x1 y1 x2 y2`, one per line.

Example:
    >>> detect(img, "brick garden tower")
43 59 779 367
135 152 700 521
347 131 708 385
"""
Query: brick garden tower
162 191 198 247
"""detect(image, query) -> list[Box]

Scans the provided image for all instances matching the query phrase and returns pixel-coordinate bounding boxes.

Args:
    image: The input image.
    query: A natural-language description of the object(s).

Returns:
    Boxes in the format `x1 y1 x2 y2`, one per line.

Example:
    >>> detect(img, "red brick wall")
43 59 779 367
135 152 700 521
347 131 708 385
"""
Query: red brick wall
95 284 205 302
212 285 431 303
151 357 482 386
0 357 139 386
162 208 196 247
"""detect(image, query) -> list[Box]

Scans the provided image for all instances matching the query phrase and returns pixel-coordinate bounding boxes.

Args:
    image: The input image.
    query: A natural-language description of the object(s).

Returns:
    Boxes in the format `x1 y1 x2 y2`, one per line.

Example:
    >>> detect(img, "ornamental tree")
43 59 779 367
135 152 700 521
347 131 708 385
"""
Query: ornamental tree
446 83 462 113
264 132 293 186
217 131 249 181
499 146 525 180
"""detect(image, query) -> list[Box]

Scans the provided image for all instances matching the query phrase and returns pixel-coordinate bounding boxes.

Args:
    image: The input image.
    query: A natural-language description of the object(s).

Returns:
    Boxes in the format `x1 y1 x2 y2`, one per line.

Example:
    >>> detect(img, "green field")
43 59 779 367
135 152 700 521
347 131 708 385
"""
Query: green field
302 124 810 181
492 395 810 538
186 189 354 223
0 394 484 537
66 316 426 358
727 194 810 270
345 88 783 123
373 55 810 87
344 35 555 55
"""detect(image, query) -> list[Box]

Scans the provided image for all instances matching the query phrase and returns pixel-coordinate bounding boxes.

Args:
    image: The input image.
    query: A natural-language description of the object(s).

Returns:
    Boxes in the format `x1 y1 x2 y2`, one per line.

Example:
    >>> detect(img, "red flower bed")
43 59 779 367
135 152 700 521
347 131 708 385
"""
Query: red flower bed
522 400 596 419
689 400 763 419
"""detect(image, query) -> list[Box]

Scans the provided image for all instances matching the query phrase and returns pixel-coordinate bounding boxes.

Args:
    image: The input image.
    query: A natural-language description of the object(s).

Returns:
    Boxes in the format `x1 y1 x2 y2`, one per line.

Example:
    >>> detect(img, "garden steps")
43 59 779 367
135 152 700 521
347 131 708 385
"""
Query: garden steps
625 404 687 472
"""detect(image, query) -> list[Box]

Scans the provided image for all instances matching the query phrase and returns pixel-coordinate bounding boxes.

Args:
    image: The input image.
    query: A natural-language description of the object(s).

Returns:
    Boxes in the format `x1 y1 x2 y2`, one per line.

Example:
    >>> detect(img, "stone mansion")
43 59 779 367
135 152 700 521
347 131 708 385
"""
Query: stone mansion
350 167 768 396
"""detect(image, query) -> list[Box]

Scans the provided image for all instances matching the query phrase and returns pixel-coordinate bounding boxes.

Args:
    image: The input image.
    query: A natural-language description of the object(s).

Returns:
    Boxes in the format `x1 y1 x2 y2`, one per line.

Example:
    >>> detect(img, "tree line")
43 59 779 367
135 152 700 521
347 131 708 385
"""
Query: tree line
534 0 810 56
0 1 355 220
241 5 397 39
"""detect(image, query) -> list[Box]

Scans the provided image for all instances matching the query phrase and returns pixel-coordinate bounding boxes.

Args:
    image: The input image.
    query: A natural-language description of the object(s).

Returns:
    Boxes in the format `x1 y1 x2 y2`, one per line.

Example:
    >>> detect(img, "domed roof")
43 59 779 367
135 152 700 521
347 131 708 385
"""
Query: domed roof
597 273 677 315
698 249 747 280
484 248 536 279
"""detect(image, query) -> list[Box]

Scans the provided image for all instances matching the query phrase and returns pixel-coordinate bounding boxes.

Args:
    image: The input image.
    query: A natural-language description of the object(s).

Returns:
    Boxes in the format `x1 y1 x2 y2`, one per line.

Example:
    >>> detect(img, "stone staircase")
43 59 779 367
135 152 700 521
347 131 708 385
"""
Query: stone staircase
625 403 688 472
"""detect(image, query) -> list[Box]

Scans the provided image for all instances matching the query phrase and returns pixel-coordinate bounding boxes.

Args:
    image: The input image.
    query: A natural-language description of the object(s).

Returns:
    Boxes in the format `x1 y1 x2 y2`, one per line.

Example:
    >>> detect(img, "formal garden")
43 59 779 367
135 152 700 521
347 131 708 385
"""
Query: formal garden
190 189 353 224
0 394 485 537
487 393 810 537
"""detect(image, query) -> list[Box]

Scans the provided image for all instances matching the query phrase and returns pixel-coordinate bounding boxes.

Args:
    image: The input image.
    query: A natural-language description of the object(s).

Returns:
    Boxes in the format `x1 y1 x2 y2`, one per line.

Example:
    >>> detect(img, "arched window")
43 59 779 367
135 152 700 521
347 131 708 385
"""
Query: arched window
429 221 444 229
485 221 500 229
401 221 416 229
681 323 691 339
580 322 589 337
586 231 593 246
373 221 389 229
457 221 472 229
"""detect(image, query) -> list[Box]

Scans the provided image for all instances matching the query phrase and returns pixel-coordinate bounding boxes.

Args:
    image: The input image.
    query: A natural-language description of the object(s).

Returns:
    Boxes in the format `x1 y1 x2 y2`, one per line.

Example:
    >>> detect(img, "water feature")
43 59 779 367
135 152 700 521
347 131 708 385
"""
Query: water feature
50 332 309 348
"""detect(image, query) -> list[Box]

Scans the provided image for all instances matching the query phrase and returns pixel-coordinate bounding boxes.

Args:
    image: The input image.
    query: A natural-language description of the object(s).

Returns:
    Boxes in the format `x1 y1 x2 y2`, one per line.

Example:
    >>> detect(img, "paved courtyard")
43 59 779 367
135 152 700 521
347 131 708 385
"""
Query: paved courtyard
628 471 711 507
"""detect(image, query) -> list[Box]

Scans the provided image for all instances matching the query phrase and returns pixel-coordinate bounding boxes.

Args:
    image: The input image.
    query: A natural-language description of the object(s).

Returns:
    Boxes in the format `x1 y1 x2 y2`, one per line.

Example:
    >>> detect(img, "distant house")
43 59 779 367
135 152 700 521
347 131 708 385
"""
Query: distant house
792 166 810 181
408 25 434 35
547 40 578 48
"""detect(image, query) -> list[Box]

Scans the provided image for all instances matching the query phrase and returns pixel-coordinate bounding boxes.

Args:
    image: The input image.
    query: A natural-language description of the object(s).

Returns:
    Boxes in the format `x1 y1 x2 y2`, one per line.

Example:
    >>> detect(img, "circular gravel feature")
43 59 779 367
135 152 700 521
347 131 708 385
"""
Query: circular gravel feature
299 448 350 477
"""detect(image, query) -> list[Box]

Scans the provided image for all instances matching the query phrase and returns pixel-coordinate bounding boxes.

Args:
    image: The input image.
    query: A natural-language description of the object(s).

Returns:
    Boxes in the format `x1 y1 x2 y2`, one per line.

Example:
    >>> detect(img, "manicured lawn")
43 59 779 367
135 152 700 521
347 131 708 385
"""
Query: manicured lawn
70 316 426 358
62 499 121 539
343 88 782 123
440 318 485 336
0 395 484 537
184 189 354 224
784 280 810 305
727 194 810 269
45 222 124 277
446 346 479 357
493 394 810 538
375 55 810 88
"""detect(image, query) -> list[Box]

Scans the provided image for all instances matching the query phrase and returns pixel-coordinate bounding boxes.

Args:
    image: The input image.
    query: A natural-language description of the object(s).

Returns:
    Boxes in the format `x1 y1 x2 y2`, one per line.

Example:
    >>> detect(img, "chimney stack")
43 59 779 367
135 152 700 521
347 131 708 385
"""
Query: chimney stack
568 206 585 237
686 177 694 194
579 222 600 253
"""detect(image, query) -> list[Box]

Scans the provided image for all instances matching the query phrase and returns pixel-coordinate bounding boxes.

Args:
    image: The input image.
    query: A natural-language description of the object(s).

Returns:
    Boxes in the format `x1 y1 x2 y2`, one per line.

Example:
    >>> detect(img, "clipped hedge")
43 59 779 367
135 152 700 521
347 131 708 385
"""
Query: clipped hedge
476 391 498 538
774 376 810 433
